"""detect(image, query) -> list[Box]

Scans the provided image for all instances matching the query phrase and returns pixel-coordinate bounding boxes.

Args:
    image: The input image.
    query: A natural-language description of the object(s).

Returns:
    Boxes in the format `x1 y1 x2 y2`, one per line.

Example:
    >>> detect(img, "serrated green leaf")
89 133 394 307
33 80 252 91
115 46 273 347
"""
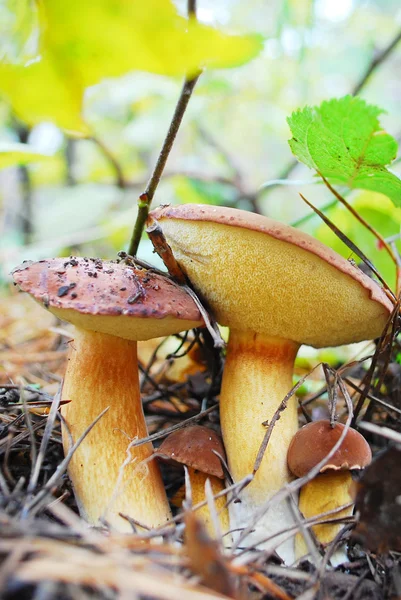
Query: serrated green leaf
0 142 52 168
288 96 401 205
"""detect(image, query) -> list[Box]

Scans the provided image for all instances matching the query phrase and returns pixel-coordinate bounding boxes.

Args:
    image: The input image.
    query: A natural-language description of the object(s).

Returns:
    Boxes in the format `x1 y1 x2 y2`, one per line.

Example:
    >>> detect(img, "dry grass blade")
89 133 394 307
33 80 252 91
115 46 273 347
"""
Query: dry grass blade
23 406 110 515
299 193 396 301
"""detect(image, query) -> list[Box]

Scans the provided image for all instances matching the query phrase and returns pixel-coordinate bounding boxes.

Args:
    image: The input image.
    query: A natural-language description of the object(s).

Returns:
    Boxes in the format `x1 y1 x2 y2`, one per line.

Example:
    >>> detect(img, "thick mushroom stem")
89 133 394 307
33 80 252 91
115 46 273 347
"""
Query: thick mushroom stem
220 330 300 561
62 327 171 531
296 471 354 559
187 467 229 538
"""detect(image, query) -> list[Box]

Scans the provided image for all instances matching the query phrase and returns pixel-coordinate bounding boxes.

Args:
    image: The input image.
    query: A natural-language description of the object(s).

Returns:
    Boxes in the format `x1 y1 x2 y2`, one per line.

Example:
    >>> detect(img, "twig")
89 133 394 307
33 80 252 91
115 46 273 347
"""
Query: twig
352 28 401 95
90 135 126 189
128 404 219 448
146 219 187 284
299 193 396 301
127 72 200 256
25 385 62 500
252 364 321 474
234 369 355 550
319 174 400 287
127 1 201 256
23 407 110 515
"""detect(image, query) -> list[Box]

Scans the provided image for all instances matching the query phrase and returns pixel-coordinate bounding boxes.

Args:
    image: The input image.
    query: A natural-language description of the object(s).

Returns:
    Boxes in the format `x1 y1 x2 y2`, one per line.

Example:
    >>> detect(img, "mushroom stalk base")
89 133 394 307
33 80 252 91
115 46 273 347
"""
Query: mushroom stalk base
62 328 171 531
188 467 229 541
296 471 354 560
220 330 300 562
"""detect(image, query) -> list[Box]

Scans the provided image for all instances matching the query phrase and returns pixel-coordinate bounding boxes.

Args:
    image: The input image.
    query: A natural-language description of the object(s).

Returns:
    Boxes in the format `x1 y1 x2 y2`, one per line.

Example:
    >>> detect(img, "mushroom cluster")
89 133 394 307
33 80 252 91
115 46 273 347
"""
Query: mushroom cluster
147 203 392 562
12 203 389 563
12 257 204 531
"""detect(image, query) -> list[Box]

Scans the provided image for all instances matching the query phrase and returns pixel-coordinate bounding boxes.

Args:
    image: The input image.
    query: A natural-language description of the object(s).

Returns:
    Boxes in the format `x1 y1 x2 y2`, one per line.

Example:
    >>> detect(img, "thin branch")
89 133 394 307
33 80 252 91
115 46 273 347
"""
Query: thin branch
352 27 401 95
320 174 400 288
127 73 200 256
127 0 200 256
299 193 396 302
90 135 126 189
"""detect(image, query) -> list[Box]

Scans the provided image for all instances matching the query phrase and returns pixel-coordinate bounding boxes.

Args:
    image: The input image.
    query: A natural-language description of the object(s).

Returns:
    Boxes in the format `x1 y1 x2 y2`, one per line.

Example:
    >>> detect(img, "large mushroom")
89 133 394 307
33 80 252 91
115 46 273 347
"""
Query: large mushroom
12 257 203 531
147 204 392 561
287 420 372 559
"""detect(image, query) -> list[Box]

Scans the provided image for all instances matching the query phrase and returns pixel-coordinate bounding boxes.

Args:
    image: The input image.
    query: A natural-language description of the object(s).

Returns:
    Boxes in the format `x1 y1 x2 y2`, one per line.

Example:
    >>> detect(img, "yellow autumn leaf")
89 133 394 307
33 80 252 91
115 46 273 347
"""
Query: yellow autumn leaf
0 142 52 169
0 59 88 134
39 0 263 82
0 0 262 133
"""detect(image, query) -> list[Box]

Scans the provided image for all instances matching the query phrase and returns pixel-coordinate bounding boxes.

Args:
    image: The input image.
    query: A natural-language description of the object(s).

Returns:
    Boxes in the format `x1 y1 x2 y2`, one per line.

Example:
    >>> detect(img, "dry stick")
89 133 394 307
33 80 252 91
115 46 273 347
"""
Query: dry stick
146 220 225 347
90 135 126 189
320 174 400 289
344 377 401 415
252 364 322 474
24 386 62 507
352 302 398 424
299 193 396 302
23 407 110 516
128 60 201 256
265 26 401 198
129 404 219 449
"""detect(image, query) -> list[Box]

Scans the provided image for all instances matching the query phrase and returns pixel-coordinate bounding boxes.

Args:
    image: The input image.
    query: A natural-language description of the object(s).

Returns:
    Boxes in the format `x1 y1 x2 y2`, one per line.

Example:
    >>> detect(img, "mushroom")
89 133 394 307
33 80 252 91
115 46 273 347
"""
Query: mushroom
147 204 392 561
287 419 372 559
157 425 229 538
12 257 204 531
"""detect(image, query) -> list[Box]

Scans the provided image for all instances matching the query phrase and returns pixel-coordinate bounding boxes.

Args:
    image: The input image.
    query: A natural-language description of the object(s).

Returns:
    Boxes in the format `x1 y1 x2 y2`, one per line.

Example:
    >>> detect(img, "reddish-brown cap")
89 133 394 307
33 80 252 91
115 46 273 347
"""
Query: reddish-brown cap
287 419 372 477
157 425 226 478
148 204 393 348
12 257 203 341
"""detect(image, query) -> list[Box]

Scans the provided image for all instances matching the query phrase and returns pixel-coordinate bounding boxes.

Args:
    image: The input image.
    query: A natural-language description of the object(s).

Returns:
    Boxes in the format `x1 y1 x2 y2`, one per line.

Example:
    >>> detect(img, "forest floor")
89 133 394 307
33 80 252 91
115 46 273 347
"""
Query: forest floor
0 287 400 600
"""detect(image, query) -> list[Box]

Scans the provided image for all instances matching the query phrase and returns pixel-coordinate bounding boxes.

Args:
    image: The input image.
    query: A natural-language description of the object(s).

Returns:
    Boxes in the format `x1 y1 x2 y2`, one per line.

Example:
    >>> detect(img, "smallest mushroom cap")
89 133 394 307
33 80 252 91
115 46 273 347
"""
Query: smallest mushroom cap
157 426 226 479
287 420 372 478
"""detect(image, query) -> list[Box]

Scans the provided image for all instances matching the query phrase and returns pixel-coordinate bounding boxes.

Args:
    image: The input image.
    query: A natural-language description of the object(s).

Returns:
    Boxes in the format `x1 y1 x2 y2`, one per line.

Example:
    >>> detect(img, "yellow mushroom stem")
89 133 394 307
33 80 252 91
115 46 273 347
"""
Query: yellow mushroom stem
62 327 171 531
296 471 354 558
220 330 300 561
187 467 229 539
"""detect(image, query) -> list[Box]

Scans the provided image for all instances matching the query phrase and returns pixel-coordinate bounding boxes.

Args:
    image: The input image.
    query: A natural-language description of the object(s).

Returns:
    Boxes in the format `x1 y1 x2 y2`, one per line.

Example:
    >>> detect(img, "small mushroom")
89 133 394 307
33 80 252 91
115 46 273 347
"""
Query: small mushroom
287 419 372 559
12 257 203 531
148 204 392 562
157 425 229 538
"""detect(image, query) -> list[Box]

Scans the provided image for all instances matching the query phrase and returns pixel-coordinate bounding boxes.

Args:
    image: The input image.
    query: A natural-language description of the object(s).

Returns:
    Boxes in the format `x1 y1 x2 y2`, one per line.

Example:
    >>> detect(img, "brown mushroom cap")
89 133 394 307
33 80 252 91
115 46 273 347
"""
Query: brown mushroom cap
157 425 226 478
149 204 393 348
287 420 372 477
12 258 203 341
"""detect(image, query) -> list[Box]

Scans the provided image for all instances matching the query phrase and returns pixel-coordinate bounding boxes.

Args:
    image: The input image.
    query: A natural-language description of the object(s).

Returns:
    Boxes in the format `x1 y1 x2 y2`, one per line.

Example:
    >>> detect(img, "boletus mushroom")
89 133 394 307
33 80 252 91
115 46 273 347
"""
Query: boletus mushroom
147 204 392 561
12 257 204 531
287 419 372 559
157 425 229 538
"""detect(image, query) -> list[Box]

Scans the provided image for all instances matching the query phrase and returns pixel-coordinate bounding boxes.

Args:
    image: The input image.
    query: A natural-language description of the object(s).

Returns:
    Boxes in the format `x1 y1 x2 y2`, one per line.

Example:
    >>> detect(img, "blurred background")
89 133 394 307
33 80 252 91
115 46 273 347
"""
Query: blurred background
1 0 401 290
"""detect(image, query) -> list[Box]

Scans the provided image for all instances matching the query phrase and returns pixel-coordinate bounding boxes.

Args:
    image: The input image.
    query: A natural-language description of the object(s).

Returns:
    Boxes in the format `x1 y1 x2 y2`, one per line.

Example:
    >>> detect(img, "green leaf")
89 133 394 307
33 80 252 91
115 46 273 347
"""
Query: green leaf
287 96 401 205
0 142 52 168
